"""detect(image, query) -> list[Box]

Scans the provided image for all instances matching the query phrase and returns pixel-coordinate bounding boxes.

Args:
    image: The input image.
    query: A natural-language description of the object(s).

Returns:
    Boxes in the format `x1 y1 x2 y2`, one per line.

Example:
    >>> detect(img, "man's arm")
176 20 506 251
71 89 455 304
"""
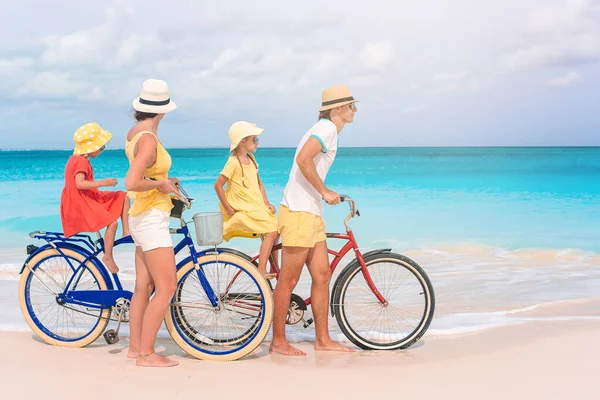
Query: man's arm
296 137 340 205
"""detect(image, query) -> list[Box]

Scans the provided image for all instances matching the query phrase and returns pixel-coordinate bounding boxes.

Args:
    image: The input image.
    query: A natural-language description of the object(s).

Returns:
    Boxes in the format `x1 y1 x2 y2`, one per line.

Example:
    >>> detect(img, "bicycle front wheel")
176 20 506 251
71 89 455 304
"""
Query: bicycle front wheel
18 248 110 347
333 252 435 350
165 253 273 361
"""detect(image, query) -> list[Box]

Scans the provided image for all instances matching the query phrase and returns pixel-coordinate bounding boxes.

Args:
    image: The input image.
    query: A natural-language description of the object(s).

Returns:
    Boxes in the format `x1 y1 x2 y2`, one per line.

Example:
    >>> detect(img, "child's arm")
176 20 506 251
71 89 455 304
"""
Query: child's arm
257 175 276 214
214 175 236 216
75 173 117 190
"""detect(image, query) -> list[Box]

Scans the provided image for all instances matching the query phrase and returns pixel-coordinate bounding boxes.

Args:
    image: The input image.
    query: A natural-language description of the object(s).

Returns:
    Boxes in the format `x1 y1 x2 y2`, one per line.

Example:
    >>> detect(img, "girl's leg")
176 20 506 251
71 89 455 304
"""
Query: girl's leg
121 197 131 237
136 246 178 367
102 221 119 274
128 246 154 358
258 231 279 279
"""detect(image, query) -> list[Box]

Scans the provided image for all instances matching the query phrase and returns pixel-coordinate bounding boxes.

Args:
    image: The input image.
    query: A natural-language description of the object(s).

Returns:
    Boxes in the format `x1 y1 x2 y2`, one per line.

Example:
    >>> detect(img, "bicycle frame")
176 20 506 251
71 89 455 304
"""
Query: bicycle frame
247 198 387 307
22 222 221 311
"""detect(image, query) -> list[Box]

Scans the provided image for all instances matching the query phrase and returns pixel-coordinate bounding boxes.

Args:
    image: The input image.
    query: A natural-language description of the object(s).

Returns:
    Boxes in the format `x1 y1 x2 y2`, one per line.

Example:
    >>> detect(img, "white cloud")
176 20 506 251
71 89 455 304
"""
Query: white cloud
16 71 88 98
549 71 582 86
360 41 394 71
508 0 600 69
431 71 485 94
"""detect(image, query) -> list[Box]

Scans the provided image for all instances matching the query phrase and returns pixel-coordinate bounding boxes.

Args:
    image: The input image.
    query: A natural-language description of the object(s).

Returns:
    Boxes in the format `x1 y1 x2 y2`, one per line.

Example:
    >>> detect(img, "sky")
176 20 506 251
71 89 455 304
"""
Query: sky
0 0 599 149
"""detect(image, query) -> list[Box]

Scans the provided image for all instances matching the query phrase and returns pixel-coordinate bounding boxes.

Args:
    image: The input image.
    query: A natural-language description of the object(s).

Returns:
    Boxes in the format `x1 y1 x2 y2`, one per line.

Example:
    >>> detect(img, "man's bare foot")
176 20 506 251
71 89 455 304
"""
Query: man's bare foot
269 342 306 356
127 350 139 359
136 353 179 367
102 255 119 274
315 339 355 352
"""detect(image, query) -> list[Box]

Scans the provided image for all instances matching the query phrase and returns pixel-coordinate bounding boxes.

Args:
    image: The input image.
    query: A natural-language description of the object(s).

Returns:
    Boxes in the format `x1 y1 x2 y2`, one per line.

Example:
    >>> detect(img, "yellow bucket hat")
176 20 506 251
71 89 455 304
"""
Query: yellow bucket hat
73 122 113 155
228 121 264 151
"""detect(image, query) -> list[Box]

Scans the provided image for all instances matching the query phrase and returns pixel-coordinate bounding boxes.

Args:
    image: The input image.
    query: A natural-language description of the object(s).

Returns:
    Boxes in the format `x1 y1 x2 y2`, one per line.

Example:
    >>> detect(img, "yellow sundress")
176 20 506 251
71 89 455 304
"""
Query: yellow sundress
219 155 278 241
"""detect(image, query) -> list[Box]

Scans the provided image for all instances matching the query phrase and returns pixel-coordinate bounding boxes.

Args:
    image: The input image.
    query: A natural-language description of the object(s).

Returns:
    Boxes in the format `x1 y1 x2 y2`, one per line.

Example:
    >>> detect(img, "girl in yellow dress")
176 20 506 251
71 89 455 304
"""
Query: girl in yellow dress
214 121 279 279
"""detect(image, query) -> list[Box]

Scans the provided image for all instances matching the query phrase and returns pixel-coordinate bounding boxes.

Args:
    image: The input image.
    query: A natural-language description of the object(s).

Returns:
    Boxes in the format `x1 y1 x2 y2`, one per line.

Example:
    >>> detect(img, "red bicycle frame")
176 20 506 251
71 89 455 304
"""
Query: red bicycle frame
249 229 387 306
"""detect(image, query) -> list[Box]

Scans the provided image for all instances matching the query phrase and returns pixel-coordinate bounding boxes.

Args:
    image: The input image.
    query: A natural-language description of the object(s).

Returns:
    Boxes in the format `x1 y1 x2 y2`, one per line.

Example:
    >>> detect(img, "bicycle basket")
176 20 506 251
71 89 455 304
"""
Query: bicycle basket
193 212 224 246
170 196 186 219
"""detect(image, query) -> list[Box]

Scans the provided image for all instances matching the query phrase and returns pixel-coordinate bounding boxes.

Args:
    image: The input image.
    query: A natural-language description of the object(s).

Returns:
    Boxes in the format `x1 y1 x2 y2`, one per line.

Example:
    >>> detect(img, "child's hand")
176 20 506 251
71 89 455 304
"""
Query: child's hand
226 206 237 216
102 178 118 187
267 203 276 214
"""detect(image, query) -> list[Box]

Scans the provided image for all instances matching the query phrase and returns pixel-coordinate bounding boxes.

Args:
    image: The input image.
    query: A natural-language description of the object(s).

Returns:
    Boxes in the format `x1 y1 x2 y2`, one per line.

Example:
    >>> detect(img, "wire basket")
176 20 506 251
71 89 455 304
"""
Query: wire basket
193 212 224 246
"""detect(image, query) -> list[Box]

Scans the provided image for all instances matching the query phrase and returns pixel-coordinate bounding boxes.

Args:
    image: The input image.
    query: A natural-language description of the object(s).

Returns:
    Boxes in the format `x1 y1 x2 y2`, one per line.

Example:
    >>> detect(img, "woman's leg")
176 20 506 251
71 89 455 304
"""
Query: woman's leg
102 221 119 274
128 246 154 358
136 246 178 367
258 231 279 279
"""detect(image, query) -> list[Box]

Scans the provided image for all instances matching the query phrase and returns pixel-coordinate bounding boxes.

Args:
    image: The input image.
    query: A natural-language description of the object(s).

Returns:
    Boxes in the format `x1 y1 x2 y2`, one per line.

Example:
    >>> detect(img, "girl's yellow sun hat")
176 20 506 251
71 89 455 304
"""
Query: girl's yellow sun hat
73 122 113 155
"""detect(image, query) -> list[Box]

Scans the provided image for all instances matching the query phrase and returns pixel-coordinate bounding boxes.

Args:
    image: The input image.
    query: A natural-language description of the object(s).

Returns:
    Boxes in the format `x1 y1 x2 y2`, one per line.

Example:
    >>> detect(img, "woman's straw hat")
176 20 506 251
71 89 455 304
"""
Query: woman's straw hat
132 79 177 114
319 86 359 111
229 121 264 151
73 122 112 155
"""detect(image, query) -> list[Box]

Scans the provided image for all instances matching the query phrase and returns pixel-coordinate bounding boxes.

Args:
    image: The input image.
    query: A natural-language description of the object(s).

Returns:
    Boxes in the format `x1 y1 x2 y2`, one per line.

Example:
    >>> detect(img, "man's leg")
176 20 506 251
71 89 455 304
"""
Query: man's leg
270 246 309 356
306 240 354 352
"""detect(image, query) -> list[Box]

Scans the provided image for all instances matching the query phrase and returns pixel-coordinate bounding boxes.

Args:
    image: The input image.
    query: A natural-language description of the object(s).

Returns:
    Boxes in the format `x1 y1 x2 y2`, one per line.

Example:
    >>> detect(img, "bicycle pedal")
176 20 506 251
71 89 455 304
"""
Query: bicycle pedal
303 318 314 329
103 329 119 345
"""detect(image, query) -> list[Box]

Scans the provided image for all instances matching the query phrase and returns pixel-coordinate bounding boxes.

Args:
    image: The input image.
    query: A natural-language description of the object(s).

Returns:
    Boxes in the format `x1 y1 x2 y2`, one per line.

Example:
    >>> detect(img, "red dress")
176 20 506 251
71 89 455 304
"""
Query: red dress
60 155 126 237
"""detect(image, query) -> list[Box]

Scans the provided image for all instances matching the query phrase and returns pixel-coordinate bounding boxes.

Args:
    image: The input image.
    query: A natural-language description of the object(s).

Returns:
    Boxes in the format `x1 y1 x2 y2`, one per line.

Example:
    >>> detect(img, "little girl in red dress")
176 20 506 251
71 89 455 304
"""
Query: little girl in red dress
60 122 130 274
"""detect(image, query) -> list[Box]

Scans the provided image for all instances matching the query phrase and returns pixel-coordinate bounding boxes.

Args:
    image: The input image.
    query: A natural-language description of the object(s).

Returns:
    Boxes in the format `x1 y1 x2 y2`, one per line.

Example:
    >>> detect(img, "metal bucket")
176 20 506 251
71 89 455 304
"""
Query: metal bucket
193 212 223 246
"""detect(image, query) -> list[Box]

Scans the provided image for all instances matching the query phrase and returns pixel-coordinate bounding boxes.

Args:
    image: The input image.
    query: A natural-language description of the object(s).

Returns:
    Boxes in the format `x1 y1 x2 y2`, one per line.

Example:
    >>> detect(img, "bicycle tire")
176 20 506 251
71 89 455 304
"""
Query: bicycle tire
333 252 435 350
19 248 110 347
165 253 273 361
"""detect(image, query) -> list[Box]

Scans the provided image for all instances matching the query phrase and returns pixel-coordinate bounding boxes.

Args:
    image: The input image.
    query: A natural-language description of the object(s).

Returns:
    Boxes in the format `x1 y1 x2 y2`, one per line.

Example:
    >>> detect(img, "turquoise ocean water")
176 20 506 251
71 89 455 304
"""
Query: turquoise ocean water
1 147 599 337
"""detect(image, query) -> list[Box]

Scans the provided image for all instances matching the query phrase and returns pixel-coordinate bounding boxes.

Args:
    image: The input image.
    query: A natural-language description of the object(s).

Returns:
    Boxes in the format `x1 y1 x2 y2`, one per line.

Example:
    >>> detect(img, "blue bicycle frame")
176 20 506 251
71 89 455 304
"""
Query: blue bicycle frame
21 225 221 310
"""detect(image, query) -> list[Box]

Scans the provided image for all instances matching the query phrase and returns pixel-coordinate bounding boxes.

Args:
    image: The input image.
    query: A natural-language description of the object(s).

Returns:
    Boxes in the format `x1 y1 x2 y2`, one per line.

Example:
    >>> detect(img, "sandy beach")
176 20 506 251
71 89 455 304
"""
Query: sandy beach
4 320 598 400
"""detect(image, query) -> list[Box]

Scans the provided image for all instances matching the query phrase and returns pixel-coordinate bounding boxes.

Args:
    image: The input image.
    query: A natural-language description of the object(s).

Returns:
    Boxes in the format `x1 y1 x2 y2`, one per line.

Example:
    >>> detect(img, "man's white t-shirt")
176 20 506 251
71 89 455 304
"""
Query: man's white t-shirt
281 118 338 216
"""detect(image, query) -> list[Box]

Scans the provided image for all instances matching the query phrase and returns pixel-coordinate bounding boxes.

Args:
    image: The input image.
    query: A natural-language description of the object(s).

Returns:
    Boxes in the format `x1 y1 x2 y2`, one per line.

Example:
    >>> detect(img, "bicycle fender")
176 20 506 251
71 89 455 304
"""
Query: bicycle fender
20 242 114 290
329 248 392 317
176 248 255 271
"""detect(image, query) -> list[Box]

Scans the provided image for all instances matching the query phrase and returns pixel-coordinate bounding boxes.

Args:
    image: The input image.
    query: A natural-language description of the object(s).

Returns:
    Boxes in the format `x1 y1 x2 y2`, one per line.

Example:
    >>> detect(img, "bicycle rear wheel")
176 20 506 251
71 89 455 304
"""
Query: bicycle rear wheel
18 248 110 347
165 253 273 361
332 252 435 350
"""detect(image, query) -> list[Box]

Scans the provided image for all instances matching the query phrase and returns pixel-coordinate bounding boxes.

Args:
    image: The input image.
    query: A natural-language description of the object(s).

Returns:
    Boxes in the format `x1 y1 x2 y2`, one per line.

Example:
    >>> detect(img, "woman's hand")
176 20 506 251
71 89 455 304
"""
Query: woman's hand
157 179 179 195
168 177 180 186
267 203 276 214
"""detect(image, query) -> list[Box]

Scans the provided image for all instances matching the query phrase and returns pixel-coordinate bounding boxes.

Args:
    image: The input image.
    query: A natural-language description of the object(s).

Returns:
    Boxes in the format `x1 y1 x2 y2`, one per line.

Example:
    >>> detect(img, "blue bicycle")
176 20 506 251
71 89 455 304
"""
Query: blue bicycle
18 186 274 361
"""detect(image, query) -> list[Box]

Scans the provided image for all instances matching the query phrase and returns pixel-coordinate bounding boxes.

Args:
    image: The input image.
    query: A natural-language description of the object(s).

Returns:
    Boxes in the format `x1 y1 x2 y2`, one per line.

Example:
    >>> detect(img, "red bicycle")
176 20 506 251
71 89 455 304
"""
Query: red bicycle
219 195 435 350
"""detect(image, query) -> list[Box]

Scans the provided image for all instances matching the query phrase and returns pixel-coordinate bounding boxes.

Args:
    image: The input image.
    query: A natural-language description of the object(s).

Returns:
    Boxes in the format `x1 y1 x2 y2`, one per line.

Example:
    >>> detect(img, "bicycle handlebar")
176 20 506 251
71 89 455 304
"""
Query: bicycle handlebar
339 194 359 231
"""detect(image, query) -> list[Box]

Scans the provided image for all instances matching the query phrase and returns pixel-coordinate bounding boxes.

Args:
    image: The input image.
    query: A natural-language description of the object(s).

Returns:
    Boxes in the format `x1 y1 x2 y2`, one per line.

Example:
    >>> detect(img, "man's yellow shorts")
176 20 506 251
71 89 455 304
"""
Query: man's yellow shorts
278 205 326 247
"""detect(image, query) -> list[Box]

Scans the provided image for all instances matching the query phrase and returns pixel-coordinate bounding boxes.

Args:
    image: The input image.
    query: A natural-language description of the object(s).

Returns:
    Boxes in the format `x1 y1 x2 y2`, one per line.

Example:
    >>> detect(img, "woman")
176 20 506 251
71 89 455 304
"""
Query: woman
124 79 180 367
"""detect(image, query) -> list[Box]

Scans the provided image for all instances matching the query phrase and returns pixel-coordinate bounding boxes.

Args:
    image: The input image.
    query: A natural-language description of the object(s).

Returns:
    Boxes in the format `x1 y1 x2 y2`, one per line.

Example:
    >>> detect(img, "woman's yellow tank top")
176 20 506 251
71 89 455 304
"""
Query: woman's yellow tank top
124 131 173 216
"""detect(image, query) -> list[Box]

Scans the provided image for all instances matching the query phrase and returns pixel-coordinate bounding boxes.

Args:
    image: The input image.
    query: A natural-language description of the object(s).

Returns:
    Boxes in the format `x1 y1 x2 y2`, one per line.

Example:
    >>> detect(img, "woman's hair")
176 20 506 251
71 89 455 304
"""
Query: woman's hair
318 109 331 121
133 110 158 121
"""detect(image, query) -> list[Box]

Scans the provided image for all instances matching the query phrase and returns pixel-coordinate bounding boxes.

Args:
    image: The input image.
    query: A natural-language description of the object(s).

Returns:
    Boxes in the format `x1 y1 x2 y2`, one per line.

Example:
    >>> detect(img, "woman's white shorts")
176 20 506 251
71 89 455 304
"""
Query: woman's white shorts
129 208 172 251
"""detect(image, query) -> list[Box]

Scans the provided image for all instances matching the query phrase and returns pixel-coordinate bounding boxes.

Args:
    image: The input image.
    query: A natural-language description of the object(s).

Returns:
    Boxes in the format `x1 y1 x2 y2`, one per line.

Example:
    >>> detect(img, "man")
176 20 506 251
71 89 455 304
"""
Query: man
270 86 358 356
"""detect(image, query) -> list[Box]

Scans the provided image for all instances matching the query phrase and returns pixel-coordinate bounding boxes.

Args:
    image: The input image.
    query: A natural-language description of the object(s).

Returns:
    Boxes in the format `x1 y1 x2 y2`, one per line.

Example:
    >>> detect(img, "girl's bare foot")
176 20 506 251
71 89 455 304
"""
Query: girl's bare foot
260 270 277 280
102 255 119 274
136 353 179 367
315 338 355 352
269 342 306 356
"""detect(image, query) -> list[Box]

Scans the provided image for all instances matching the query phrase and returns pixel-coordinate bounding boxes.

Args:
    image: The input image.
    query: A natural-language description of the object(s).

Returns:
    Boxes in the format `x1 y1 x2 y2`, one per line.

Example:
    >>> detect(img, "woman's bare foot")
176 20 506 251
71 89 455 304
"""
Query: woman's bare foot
127 350 139 359
136 353 179 367
102 255 119 274
269 341 306 356
315 339 355 352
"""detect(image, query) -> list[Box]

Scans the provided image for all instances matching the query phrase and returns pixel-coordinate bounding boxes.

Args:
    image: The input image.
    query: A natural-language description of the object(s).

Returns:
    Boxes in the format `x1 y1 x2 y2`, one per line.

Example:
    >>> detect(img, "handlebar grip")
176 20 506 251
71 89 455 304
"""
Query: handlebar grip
340 195 347 202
